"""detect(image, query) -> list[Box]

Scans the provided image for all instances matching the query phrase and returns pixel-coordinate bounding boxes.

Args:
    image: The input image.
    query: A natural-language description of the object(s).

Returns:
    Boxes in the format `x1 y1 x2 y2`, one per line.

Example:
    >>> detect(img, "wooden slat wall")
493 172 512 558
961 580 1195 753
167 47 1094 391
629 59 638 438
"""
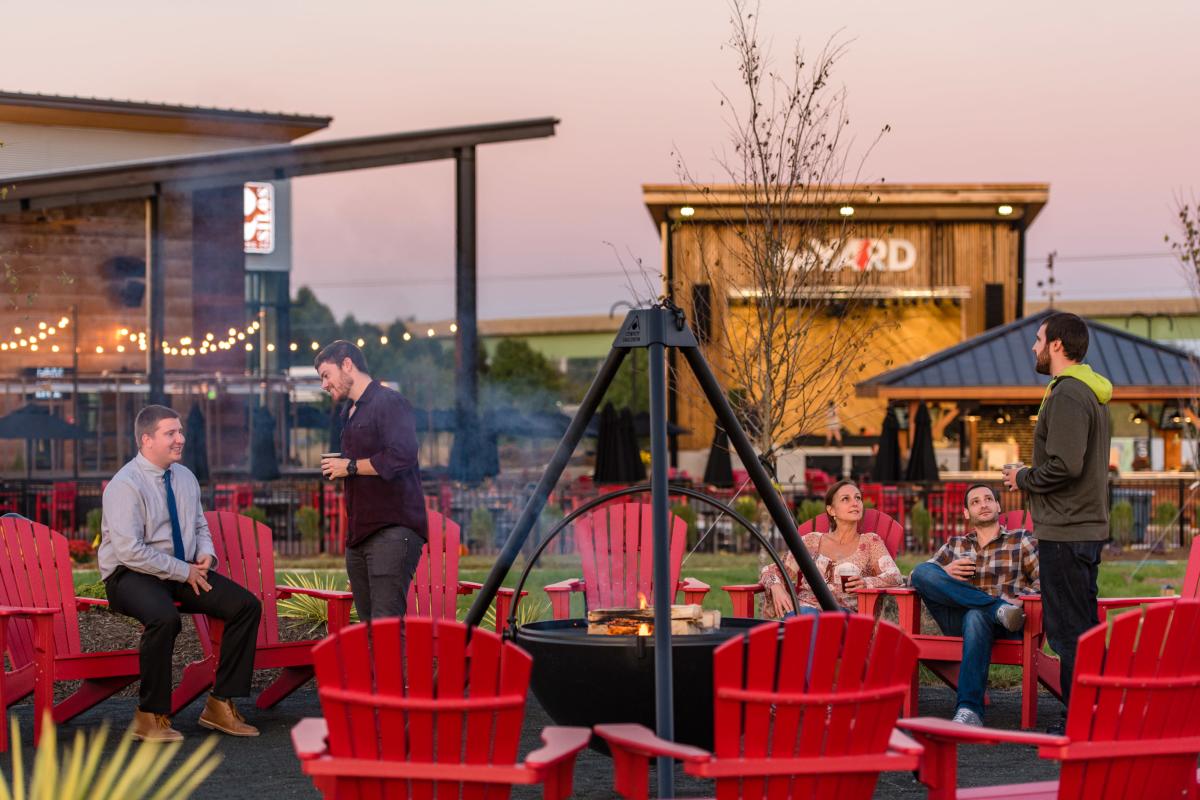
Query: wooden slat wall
668 218 1021 449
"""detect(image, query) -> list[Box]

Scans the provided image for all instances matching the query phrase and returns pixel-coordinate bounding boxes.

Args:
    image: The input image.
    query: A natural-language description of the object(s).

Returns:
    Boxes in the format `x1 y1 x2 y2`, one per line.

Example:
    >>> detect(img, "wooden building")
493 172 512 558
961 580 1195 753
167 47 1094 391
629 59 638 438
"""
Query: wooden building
642 183 1049 456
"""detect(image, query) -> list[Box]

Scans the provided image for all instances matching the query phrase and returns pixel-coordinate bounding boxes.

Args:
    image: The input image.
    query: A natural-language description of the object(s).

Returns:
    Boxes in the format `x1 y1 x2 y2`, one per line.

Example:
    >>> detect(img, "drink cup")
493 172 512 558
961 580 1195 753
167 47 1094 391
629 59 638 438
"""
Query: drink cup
835 563 860 591
320 453 341 480
1003 462 1025 472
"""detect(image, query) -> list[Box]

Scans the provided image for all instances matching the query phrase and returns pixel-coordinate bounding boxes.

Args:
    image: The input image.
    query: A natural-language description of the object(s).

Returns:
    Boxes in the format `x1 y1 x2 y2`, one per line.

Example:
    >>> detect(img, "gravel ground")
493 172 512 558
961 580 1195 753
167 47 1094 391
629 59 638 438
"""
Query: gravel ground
2 683 1065 799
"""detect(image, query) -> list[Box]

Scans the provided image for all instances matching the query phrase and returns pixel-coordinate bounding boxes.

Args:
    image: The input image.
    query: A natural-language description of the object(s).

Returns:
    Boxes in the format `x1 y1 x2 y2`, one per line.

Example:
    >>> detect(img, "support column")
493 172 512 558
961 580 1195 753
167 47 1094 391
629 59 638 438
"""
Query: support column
146 193 166 406
450 146 483 482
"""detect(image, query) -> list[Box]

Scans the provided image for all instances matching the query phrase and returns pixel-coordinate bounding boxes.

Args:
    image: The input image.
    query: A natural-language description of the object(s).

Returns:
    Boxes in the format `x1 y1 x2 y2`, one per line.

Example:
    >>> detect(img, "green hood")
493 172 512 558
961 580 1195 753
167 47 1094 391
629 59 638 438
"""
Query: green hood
1038 364 1113 413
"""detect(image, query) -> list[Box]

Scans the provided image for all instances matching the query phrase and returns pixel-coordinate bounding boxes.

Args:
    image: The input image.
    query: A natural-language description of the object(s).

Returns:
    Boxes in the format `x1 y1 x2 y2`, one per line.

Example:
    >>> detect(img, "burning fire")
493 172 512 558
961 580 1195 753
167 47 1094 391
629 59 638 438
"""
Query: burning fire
638 593 648 610
637 594 650 635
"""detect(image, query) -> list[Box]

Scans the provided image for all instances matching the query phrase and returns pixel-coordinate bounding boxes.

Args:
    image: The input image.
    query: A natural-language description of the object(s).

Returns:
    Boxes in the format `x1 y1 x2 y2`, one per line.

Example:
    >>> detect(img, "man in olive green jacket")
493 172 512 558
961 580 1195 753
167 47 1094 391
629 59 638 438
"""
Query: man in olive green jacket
1003 312 1112 730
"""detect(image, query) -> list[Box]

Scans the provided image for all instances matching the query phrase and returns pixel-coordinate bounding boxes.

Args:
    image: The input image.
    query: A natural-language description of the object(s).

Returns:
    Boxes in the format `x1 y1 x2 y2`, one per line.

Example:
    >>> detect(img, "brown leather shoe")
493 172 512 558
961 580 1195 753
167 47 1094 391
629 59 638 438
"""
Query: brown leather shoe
131 709 183 742
198 695 260 737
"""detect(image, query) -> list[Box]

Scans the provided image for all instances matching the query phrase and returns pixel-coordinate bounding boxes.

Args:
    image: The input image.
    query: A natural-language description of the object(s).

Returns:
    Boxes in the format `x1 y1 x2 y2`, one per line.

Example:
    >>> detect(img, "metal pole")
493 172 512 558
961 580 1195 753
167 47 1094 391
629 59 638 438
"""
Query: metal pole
464 346 628 628
71 305 79 479
680 345 839 610
453 146 482 482
648 338 675 797
146 194 166 406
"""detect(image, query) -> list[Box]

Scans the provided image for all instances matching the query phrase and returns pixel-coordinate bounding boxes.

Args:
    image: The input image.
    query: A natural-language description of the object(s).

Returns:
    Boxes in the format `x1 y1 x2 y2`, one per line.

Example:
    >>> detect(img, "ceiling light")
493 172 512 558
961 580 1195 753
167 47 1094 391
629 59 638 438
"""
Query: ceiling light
839 206 855 217
997 205 1014 216
679 206 695 217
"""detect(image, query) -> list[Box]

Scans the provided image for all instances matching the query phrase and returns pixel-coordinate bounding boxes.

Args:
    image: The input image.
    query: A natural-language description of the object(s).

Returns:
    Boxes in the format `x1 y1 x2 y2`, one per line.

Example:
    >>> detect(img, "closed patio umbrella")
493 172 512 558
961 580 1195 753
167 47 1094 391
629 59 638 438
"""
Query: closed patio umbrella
182 404 210 483
0 404 85 480
593 403 622 483
873 407 902 482
905 402 940 482
703 424 734 488
617 408 646 483
250 406 281 481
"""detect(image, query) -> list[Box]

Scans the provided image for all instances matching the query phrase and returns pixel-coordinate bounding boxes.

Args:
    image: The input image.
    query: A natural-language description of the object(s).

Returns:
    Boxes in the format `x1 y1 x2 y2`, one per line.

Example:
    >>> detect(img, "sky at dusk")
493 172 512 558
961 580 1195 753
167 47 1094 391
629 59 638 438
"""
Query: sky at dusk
4 1 1199 323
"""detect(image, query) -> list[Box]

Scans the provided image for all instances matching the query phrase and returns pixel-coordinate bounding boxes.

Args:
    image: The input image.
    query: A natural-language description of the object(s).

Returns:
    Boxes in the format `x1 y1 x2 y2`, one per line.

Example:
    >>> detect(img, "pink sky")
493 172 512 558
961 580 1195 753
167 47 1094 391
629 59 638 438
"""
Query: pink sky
5 2 1199 322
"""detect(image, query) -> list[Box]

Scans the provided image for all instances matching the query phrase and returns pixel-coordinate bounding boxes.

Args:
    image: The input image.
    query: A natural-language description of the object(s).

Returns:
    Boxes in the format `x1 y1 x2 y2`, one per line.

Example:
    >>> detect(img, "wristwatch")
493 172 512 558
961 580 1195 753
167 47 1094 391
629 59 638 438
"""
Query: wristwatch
346 459 358 477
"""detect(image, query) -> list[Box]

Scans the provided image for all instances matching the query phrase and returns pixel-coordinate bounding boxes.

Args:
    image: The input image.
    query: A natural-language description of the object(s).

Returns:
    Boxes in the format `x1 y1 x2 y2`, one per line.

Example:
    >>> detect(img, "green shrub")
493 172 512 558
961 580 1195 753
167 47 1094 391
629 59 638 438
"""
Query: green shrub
1154 501 1179 529
277 572 358 636
732 496 760 524
295 505 321 544
910 501 933 551
1110 500 1135 547
468 507 495 548
86 507 103 544
670 502 700 547
794 499 826 525
470 597 551 632
75 578 107 601
242 505 268 525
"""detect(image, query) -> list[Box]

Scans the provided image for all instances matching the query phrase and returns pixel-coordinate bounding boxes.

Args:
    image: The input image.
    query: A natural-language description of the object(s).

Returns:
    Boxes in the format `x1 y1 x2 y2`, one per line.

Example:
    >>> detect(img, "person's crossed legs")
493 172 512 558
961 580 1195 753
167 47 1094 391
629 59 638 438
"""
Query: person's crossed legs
910 562 1022 721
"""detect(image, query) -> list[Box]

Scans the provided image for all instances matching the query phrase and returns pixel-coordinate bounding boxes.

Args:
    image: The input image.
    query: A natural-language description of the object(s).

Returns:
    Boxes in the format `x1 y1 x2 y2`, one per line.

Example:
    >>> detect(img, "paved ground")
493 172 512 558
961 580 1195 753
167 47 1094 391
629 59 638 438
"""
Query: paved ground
2 686 1064 798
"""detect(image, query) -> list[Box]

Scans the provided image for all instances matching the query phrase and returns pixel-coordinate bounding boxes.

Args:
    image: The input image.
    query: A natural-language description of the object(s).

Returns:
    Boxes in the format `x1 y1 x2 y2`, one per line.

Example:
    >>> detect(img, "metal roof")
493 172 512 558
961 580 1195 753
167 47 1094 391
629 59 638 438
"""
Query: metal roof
0 117 559 212
856 308 1200 402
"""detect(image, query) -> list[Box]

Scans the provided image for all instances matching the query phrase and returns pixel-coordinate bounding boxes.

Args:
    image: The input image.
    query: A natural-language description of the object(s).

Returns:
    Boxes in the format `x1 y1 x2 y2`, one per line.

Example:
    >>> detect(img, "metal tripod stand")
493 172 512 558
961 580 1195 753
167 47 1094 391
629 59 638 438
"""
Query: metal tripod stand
464 303 837 797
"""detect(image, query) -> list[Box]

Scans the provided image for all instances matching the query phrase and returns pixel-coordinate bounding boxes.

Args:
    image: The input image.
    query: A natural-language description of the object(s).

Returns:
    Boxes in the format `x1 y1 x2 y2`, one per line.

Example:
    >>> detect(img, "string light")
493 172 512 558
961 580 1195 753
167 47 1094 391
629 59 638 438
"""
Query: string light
449 323 458 333
245 342 254 351
95 346 104 354
380 335 388 345
266 343 275 352
426 328 435 337
402 332 412 341
311 342 319 350
50 345 59 353
29 344 37 352
289 342 298 351
356 338 365 347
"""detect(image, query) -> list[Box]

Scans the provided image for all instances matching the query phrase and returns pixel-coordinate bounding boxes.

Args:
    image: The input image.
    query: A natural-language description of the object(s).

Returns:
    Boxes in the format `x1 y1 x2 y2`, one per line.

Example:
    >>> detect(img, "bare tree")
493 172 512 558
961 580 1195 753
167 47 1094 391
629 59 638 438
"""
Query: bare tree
1167 194 1200 471
673 1 892 469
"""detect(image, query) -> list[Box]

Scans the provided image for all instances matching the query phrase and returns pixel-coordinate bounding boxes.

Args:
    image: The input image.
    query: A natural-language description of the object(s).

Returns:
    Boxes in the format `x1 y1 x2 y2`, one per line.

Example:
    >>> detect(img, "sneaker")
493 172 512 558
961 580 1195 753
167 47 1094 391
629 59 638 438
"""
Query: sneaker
951 708 983 727
995 602 1025 632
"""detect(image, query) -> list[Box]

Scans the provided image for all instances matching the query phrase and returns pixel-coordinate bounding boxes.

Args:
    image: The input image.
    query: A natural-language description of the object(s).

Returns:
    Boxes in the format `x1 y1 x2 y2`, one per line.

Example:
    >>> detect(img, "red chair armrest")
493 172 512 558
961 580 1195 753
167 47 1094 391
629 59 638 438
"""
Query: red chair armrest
0 605 58 616
543 578 583 593
720 583 765 593
897 717 1069 748
679 577 710 593
291 717 329 760
456 580 484 595
594 723 711 763
75 597 109 611
1097 595 1176 608
523 726 592 769
276 586 354 601
887 587 917 595
888 729 924 756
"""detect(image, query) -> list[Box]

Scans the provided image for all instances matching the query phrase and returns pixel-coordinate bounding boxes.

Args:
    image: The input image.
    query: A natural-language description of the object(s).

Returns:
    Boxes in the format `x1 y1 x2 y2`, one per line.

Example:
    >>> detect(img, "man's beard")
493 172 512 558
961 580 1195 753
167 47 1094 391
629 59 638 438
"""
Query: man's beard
971 511 998 527
1035 348 1052 375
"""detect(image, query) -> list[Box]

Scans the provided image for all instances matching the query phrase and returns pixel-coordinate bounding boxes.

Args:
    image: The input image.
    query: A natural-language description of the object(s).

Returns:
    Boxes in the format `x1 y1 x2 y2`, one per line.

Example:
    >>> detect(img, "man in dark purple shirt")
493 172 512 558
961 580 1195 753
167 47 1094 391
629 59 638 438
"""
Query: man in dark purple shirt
317 340 427 620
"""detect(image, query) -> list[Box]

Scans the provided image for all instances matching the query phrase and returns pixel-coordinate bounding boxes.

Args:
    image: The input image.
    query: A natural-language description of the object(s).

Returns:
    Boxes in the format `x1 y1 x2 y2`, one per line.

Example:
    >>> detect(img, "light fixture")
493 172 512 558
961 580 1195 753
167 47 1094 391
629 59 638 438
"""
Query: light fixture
116 345 125 353
289 342 298 351
1131 410 1147 425
679 206 695 217
95 346 104 354
245 343 253 351
311 341 320 351
427 328 436 337
206 332 215 341
228 328 238 337
58 317 69 327
356 338 365 347
997 205 1014 216
994 414 1005 425
237 332 245 341
28 344 37 352
449 323 458 333
180 336 192 346
18 339 26 347
266 343 275 352
380 336 389 345
13 327 21 335
38 322 46 330
51 345 59 353
839 206 855 217
37 332 46 340
118 328 129 336
402 332 412 342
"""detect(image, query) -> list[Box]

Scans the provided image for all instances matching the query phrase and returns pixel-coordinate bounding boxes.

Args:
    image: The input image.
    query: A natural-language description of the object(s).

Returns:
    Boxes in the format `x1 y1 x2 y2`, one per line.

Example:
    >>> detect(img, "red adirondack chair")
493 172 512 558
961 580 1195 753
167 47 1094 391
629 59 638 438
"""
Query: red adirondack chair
1095 534 1200 623
34 481 77 533
408 509 520 633
0 517 204 748
885 508 1059 730
899 600 1200 800
291 617 590 799
594 612 924 800
543 503 710 619
721 509 903 618
177 511 356 711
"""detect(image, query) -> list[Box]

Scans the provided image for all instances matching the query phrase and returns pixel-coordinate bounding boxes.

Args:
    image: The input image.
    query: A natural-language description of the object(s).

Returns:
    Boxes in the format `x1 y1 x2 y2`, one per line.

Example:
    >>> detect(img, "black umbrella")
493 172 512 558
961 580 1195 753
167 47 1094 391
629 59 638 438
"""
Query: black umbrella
905 402 940 482
0 404 86 480
250 406 281 481
593 403 622 482
182 404 210 483
617 408 647 483
873 406 903 482
703 424 734 488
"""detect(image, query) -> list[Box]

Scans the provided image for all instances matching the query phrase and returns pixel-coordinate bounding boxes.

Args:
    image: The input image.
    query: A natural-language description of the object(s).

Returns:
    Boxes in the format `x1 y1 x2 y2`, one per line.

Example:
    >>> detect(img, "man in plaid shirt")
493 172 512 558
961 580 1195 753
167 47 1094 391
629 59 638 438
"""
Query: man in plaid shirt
909 484 1039 727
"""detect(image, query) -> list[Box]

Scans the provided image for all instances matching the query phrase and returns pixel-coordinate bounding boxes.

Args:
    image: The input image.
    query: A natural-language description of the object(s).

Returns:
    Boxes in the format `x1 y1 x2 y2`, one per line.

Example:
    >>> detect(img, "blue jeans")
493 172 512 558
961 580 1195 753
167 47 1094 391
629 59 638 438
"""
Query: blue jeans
909 562 1022 717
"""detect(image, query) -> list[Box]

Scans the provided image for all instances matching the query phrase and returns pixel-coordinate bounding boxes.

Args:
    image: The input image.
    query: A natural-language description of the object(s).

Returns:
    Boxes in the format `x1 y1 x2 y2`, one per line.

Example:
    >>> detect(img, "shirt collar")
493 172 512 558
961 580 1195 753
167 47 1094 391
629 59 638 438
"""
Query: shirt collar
352 380 380 407
965 524 1012 545
135 452 168 479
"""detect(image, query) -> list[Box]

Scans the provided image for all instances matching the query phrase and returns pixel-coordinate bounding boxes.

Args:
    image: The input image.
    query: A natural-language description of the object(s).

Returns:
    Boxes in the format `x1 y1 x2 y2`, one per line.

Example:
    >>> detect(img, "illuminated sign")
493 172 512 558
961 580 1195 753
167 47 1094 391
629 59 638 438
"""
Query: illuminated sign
244 182 275 254
791 238 917 272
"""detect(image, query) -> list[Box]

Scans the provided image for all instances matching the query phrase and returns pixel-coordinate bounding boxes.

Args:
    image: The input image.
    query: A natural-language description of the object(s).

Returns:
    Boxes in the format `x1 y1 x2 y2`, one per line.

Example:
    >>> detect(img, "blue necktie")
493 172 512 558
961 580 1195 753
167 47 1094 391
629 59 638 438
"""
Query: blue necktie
163 468 186 561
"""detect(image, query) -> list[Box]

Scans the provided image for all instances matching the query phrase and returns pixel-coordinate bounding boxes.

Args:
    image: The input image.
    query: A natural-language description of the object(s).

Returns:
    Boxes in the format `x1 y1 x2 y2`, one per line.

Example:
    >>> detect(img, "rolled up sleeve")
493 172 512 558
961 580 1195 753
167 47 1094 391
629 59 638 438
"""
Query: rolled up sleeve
102 481 189 582
368 397 420 481
193 500 217 570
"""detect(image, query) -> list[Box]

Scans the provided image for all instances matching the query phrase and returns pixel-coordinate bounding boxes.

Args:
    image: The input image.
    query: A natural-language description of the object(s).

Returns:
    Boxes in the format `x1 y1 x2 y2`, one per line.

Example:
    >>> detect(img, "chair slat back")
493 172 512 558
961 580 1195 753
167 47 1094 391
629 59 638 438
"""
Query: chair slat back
311 617 530 799
798 509 902 557
203 511 280 647
1059 601 1200 799
407 510 460 621
711 614 917 800
998 510 1034 532
0 517 81 665
575 503 686 610
1180 537 1200 599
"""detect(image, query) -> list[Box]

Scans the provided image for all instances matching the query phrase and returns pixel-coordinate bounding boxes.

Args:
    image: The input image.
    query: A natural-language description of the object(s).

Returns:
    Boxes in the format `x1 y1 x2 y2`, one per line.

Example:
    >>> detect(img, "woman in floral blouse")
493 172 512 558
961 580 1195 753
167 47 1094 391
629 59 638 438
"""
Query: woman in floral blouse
760 479 902 617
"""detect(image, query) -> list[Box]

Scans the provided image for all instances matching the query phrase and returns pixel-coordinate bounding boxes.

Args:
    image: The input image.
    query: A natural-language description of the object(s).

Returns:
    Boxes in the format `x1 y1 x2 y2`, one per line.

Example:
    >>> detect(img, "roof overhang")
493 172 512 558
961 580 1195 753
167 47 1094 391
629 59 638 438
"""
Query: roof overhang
858 385 1190 403
0 117 560 213
643 183 1049 228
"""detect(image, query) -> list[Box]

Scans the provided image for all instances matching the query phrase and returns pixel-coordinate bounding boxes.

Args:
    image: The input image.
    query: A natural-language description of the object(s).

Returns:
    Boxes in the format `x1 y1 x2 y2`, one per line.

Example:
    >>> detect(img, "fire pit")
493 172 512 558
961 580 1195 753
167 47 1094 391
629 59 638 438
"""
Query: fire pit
512 616 763 751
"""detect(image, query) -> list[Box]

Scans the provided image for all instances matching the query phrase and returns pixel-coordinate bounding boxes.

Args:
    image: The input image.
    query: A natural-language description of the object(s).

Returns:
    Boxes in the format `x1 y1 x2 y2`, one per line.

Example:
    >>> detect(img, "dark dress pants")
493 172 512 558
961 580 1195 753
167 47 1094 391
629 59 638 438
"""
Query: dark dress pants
105 567 261 714
1037 539 1102 709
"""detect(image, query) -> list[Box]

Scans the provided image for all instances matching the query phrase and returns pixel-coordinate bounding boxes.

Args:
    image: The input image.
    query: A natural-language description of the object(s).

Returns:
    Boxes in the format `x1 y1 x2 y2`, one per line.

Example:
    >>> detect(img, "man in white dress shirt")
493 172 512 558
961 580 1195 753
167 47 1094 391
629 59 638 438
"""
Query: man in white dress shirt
100 405 261 742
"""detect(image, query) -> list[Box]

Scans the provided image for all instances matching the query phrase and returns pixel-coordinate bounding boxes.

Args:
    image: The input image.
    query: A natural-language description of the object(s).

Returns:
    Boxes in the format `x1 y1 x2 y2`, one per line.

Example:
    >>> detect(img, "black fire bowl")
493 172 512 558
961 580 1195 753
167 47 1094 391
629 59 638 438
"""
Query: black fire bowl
512 617 765 753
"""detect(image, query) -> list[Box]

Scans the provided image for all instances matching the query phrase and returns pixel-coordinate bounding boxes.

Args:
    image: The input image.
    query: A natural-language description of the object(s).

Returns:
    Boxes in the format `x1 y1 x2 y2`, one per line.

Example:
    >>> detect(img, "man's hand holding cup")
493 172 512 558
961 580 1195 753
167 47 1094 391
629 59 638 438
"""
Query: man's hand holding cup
1001 461 1025 491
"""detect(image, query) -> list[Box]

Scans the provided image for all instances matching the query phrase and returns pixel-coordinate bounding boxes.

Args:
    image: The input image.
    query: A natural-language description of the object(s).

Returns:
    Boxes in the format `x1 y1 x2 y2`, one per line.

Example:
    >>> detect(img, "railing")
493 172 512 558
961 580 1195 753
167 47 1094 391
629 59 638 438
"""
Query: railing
5 474 1196 560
